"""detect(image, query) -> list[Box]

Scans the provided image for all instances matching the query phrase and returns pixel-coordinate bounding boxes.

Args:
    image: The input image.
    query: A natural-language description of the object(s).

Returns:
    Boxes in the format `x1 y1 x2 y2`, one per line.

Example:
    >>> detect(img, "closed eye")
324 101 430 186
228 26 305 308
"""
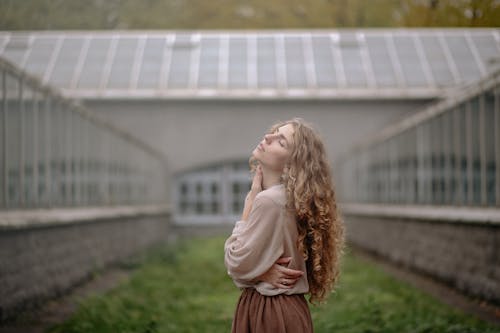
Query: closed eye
275 128 289 147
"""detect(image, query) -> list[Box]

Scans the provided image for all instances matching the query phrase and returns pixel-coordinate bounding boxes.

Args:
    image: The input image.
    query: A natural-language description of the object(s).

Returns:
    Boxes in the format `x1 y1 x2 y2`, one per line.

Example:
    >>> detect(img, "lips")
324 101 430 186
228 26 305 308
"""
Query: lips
258 143 265 152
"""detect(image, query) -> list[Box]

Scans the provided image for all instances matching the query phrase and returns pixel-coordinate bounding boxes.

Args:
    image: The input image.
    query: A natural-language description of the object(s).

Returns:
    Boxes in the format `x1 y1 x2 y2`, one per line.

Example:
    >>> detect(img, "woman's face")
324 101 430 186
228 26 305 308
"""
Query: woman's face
252 123 295 172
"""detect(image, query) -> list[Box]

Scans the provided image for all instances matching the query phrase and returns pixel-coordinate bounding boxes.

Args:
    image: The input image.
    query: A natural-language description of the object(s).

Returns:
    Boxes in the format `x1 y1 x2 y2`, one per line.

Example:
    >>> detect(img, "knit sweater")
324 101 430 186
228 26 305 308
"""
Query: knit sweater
224 183 309 296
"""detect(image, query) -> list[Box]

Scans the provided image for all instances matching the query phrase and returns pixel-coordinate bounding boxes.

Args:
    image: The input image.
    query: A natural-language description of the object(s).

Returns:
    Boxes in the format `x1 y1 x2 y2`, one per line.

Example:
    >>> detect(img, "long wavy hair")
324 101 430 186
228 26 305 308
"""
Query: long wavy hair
249 118 346 304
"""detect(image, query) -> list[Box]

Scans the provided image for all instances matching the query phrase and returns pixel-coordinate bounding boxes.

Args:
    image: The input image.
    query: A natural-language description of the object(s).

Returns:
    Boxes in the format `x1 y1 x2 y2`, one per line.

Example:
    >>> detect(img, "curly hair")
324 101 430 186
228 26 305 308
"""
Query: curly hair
250 118 346 304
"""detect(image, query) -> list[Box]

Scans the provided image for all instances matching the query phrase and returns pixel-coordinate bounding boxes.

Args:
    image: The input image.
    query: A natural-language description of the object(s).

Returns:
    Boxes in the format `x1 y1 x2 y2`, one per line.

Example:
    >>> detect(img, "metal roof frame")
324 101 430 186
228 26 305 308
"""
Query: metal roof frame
0 28 498 100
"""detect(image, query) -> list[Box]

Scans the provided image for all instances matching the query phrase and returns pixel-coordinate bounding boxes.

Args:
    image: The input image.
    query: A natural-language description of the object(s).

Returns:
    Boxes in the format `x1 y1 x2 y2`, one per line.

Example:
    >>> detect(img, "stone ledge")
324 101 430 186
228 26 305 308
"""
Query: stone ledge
341 203 500 225
349 243 500 326
0 204 171 230
345 215 500 304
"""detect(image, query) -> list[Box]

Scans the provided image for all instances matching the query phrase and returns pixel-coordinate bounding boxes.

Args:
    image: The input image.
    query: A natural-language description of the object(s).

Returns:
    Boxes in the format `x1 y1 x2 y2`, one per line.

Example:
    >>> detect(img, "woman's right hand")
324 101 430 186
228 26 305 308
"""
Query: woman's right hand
257 257 304 289
241 165 263 220
249 164 263 195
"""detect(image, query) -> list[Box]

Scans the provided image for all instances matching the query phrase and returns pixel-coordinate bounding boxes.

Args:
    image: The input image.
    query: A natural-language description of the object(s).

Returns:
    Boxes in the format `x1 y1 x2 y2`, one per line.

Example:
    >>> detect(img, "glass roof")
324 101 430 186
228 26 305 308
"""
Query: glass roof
0 29 498 99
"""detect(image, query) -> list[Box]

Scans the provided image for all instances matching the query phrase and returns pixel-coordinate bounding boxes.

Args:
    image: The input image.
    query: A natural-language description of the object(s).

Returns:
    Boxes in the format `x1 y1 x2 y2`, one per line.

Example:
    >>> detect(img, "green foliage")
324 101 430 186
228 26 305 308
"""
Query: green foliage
48 236 499 333
0 0 498 30
398 0 500 27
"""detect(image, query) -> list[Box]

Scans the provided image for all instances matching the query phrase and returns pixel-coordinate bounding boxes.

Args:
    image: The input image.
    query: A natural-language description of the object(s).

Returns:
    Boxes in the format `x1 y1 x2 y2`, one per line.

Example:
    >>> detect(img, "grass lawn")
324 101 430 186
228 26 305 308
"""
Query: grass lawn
48 236 499 333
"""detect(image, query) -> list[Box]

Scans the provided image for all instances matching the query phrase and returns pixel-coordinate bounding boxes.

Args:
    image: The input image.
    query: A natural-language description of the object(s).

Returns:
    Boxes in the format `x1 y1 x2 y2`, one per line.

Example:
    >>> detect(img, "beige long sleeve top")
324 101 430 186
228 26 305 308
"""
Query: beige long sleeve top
224 183 309 296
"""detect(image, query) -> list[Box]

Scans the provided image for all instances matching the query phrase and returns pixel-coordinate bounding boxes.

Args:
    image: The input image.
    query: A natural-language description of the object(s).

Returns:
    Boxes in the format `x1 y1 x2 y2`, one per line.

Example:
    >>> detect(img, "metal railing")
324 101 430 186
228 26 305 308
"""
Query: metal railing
336 69 500 207
0 57 169 210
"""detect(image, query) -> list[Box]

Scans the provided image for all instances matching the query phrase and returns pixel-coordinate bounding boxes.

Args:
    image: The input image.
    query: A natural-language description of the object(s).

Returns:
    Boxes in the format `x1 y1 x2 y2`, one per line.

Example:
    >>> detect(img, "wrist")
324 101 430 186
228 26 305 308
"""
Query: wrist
247 189 259 199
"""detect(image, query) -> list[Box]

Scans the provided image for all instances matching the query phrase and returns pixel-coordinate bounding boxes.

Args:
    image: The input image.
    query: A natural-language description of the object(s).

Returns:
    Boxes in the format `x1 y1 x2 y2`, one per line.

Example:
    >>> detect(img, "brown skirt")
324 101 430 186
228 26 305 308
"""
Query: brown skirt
231 288 314 333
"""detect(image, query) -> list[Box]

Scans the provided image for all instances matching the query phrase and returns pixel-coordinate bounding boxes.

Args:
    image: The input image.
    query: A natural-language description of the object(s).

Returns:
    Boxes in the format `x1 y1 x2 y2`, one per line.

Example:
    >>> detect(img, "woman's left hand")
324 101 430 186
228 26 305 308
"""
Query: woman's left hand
256 257 303 289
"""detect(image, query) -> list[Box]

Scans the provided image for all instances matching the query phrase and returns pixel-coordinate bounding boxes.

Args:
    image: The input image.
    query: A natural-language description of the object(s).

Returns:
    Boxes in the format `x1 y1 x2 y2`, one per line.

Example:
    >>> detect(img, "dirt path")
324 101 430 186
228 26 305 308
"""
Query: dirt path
0 268 131 333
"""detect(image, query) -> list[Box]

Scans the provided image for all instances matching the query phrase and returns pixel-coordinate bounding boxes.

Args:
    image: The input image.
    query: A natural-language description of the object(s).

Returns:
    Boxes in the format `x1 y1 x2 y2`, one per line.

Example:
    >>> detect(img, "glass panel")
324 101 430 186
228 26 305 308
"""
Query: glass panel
228 37 247 88
337 32 366 87
470 33 498 74
341 46 366 87
484 90 496 205
24 37 58 80
365 35 397 87
107 38 138 89
398 132 409 203
420 35 454 87
408 128 418 204
6 75 21 207
72 110 82 206
179 181 189 214
422 121 432 204
382 143 390 202
86 121 95 205
198 37 219 88
22 85 36 207
432 115 445 204
388 137 397 203
445 35 481 83
196 182 204 213
210 182 219 214
393 35 427 87
232 180 250 214
137 37 165 89
284 36 306 88
470 97 481 205
370 147 378 203
416 125 424 204
0 69 5 207
311 36 337 88
65 107 74 206
2 36 30 69
167 35 192 89
77 38 111 89
442 110 453 205
459 104 468 204
257 37 276 88
444 35 481 82
49 38 84 87
50 101 63 206
36 94 49 206
449 108 459 205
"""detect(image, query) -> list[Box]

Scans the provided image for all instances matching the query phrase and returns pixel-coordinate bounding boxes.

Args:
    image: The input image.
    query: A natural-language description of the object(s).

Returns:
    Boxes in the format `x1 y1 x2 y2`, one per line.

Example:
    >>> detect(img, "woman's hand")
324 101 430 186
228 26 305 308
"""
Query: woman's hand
256 257 304 289
241 165 263 220
249 164 263 195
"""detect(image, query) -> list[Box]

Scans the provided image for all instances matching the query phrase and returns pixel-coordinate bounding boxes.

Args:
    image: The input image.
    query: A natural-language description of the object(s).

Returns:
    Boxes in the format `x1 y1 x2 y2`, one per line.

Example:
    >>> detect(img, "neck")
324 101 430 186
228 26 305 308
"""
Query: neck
261 165 282 190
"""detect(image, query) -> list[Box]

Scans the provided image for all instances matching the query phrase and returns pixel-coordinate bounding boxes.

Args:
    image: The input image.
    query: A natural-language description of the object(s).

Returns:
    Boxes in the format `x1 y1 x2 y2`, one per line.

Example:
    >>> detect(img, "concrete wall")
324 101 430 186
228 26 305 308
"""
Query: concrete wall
344 207 500 305
84 98 432 174
0 207 171 322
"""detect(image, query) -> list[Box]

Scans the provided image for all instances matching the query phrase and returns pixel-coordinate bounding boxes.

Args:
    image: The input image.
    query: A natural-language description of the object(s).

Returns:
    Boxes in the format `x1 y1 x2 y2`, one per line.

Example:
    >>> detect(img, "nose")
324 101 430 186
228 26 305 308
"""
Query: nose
263 133 275 144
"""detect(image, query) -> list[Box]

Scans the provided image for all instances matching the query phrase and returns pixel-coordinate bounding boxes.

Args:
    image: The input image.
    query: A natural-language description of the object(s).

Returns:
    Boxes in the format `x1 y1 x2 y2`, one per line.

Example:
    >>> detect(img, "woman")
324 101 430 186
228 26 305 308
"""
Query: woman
224 118 345 333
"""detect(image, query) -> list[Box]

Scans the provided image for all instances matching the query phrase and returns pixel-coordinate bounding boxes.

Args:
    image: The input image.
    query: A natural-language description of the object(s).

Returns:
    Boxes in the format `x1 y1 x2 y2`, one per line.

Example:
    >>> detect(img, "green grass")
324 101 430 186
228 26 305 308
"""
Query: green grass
48 236 499 333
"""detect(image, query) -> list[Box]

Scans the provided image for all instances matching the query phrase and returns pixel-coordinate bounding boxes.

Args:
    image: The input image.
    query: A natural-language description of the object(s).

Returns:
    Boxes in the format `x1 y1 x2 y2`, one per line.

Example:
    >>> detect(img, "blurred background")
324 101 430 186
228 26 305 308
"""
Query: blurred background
0 0 499 330
1 0 499 29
